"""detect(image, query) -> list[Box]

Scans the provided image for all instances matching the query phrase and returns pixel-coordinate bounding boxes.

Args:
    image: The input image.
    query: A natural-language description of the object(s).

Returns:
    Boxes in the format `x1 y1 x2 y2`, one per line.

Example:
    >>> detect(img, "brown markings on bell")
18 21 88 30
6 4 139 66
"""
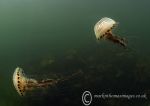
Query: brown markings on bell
107 29 110 32
17 72 19 76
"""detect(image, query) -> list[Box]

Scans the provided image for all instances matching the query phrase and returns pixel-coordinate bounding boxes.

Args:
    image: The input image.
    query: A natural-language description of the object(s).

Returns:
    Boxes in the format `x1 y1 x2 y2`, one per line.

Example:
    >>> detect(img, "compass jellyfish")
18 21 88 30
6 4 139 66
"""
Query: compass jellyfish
13 67 82 96
12 67 58 96
94 17 127 47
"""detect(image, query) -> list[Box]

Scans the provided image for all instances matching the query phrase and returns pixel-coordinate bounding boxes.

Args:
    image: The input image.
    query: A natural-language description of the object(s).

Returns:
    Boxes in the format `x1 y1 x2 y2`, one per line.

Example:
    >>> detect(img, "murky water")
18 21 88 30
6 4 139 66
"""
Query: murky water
0 0 150 106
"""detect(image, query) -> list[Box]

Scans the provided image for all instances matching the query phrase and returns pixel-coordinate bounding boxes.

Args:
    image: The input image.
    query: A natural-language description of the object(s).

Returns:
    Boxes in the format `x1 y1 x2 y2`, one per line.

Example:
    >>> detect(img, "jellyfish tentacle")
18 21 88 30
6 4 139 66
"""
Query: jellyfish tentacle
59 70 83 83
26 78 58 89
36 79 58 88
106 33 127 47
34 70 82 88
26 78 39 90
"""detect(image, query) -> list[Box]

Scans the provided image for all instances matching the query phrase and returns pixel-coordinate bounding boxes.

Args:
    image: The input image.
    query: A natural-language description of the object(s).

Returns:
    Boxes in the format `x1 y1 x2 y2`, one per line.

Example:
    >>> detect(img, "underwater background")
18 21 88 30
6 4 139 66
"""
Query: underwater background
0 0 150 106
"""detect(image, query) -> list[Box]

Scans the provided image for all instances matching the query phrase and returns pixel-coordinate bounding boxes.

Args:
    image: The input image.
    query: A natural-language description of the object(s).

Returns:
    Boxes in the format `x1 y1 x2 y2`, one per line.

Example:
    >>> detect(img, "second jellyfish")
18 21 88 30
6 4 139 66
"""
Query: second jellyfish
94 17 127 47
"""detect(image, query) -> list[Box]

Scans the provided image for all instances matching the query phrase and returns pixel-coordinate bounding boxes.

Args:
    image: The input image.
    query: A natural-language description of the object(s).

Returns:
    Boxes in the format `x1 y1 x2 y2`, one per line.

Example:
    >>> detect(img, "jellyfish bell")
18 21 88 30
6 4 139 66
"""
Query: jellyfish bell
13 67 38 96
13 67 28 96
94 17 127 47
94 17 116 39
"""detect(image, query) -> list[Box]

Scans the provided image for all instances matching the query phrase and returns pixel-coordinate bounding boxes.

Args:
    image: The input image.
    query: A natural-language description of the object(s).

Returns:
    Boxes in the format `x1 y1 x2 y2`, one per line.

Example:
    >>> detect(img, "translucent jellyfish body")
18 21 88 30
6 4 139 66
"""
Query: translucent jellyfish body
94 17 127 47
13 67 58 96
13 67 82 96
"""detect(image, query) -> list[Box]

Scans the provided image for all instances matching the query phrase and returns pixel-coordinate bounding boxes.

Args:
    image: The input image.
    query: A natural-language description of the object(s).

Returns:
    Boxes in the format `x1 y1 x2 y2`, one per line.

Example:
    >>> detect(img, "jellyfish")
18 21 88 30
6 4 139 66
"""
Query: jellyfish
13 67 82 96
94 17 127 47
13 67 59 96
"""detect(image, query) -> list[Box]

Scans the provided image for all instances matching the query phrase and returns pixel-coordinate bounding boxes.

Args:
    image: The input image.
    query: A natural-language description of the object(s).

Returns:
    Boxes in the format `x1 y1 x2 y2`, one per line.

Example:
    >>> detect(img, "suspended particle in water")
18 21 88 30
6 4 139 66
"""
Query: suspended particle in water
94 17 127 47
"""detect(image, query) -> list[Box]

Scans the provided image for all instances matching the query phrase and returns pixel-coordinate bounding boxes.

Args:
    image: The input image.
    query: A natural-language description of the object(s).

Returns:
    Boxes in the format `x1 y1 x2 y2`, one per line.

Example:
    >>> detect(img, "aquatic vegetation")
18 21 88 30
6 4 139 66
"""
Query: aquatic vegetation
94 17 127 47
134 58 150 83
13 67 58 96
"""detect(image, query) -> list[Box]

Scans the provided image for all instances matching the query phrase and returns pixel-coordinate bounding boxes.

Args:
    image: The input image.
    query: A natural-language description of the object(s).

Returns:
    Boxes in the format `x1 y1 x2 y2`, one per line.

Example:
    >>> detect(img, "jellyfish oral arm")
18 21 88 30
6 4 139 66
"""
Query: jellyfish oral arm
22 78 58 91
30 79 58 88
106 33 127 47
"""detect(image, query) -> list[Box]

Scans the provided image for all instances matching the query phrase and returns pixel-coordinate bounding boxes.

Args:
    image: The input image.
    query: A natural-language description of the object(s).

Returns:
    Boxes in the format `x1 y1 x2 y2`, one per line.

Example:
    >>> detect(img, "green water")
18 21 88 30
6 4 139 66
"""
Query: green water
0 0 150 106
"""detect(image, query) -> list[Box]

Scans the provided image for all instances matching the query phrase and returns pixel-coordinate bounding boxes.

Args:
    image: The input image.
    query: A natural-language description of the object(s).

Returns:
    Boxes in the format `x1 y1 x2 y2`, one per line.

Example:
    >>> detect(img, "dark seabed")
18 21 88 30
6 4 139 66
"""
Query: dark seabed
0 0 150 106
